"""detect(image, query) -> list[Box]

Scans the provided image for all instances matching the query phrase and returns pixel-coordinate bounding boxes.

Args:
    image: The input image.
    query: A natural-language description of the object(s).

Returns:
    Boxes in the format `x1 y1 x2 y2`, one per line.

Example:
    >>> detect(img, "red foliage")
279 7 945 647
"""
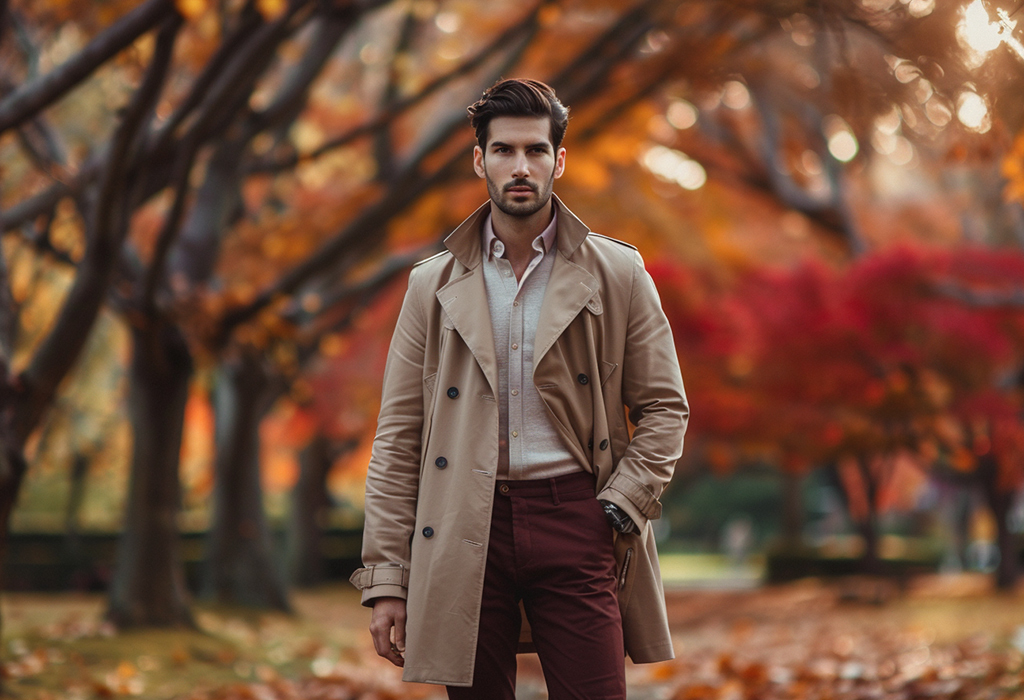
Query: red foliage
658 244 1024 496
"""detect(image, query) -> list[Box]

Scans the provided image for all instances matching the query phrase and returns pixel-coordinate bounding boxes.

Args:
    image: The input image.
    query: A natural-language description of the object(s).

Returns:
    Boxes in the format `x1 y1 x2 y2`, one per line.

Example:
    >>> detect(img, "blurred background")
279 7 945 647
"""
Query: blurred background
4 0 1024 696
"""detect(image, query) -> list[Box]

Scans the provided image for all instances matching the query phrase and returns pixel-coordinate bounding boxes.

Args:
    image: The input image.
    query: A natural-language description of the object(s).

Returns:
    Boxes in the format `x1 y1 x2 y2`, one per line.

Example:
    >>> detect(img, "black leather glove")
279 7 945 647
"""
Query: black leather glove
600 500 638 534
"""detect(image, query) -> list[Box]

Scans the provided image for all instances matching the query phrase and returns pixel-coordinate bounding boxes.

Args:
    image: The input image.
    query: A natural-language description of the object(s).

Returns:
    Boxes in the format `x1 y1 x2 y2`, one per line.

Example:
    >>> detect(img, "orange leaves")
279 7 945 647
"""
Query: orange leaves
1002 130 1024 204
177 0 286 23
175 0 208 22
256 0 288 21
645 583 1024 700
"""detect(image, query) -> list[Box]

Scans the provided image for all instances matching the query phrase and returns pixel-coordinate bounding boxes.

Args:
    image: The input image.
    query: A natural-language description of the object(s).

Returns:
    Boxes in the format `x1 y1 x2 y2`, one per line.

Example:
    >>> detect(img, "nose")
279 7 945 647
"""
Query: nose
511 152 529 178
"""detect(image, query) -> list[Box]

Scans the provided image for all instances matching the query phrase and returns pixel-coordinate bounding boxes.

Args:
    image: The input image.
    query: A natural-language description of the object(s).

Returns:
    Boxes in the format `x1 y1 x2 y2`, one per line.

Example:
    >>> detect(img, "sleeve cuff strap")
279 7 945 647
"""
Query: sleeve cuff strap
604 472 663 519
349 563 410 590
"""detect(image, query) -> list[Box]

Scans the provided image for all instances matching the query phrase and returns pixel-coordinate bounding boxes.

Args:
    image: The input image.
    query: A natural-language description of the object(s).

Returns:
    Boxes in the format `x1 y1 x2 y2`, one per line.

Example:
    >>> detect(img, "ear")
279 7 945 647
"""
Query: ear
473 145 486 179
553 147 566 179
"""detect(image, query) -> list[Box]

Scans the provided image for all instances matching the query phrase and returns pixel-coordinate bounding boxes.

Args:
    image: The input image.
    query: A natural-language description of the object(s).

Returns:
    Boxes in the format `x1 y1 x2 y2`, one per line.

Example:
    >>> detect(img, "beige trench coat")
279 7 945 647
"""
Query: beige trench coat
350 195 689 687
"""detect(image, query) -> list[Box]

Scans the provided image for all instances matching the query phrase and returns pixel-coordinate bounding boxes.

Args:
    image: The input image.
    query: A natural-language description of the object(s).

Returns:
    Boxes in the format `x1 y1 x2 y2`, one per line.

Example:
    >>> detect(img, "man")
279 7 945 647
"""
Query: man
350 78 688 699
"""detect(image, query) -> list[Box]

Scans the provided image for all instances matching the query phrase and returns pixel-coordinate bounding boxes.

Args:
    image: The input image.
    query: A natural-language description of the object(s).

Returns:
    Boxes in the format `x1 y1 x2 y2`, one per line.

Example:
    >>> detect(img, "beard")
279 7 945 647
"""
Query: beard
486 171 555 218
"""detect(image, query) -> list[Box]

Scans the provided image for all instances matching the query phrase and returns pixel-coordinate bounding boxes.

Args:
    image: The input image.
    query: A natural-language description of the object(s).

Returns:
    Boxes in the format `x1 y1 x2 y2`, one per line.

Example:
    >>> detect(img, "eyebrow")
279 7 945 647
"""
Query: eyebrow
490 141 551 151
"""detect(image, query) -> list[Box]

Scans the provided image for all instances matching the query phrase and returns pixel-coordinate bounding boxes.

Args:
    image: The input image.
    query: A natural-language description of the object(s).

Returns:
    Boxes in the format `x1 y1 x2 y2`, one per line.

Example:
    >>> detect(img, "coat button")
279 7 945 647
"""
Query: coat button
447 387 459 399
499 484 510 494
588 439 593 449
423 527 434 538
435 456 448 469
600 439 609 450
577 373 589 385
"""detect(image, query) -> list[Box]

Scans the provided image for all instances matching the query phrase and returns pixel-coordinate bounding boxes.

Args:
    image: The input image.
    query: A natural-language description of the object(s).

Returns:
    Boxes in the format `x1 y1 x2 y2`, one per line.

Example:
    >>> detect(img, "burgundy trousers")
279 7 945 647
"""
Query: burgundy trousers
446 471 626 700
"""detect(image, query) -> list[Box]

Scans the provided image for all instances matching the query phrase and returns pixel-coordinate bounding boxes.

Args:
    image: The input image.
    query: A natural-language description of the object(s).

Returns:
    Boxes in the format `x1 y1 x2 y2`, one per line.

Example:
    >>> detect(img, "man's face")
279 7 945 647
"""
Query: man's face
473 116 566 218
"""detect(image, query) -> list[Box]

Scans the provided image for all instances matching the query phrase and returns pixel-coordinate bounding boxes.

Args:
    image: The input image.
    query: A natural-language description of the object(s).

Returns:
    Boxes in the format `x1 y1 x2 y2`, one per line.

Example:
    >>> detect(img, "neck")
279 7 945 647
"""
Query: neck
490 198 554 264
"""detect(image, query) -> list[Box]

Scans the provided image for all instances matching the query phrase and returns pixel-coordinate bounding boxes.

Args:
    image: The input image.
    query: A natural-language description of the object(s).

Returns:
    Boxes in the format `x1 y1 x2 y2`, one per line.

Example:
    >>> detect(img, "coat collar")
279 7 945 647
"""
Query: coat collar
442 193 591 268
436 194 600 395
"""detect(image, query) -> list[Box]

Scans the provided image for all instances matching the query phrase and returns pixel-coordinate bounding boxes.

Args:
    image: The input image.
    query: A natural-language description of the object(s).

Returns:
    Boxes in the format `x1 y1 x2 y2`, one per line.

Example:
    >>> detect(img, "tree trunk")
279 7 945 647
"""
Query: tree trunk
62 452 89 581
0 439 28 692
203 351 289 610
854 457 882 575
977 454 1019 590
288 433 341 587
779 471 804 549
107 322 193 627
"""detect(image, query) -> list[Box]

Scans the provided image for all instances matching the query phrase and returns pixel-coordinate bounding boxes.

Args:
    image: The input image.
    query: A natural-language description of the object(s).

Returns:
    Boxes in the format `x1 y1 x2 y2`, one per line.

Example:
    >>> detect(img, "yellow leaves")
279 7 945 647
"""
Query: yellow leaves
257 0 288 21
130 34 155 65
51 197 85 263
175 0 208 22
290 120 325 155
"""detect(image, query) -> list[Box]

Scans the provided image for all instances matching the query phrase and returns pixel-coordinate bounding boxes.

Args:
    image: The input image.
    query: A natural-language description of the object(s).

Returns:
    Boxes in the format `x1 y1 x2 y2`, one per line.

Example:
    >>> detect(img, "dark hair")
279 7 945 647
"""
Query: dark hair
467 78 570 150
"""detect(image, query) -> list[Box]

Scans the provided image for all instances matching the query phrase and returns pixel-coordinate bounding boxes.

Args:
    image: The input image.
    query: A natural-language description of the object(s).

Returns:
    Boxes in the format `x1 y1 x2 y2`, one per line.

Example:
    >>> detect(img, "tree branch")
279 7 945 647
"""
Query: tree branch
0 0 176 135
16 15 182 443
0 0 9 55
287 243 440 328
139 137 202 315
144 2 263 159
217 142 469 342
250 8 356 135
215 11 542 337
373 8 419 182
247 0 547 174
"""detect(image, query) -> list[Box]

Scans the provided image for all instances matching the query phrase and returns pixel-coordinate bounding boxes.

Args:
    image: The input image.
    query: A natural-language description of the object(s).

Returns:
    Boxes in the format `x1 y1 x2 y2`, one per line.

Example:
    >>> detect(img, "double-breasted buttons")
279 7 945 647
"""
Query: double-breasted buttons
423 527 434 538
447 387 459 399
577 373 589 385
499 484 510 494
435 456 448 469
600 439 609 450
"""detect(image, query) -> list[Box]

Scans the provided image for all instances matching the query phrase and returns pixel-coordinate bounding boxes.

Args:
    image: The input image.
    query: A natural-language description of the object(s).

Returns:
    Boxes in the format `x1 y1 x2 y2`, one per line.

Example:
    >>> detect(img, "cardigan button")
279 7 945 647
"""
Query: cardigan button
435 456 448 469
423 527 434 538
577 373 589 385
447 387 459 399
600 439 609 450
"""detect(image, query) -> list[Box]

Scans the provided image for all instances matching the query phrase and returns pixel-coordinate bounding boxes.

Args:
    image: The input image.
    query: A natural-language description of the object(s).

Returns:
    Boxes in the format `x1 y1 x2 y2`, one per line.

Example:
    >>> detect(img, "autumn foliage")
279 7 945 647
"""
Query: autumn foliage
654 243 1024 570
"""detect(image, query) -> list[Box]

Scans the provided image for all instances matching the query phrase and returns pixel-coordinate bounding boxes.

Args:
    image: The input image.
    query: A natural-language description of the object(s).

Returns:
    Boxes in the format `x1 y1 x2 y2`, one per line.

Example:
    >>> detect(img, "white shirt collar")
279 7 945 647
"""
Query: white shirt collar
482 208 558 261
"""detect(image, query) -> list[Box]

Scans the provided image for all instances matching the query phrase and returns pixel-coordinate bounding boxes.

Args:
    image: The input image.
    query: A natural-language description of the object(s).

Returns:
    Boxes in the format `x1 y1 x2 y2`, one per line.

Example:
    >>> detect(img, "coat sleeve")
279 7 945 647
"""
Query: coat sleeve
597 249 689 533
349 268 428 605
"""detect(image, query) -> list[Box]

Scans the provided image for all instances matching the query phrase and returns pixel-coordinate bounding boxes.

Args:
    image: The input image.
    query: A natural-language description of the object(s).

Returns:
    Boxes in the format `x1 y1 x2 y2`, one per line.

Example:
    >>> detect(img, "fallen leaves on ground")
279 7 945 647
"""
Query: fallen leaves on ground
629 575 1024 700
5 576 1024 700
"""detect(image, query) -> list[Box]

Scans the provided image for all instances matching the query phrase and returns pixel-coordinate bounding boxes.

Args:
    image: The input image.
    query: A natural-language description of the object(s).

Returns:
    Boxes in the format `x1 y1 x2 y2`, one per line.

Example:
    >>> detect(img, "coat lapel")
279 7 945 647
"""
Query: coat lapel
436 202 498 395
436 268 498 395
534 254 598 368
435 195 596 391
534 196 598 367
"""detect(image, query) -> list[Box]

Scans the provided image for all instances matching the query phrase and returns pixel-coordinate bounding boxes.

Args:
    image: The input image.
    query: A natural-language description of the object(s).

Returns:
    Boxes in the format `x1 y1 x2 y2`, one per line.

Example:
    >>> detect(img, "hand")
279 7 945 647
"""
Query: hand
600 500 638 534
370 596 407 667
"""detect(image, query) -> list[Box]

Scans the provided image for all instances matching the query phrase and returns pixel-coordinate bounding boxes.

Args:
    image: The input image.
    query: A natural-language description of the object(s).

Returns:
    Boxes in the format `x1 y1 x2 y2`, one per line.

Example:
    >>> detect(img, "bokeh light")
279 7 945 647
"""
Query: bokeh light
642 145 708 190
957 90 991 133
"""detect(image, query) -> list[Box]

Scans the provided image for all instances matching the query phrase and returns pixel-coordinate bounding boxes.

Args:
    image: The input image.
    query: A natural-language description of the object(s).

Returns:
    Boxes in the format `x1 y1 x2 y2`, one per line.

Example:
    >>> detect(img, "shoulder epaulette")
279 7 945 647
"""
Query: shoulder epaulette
412 249 451 268
587 232 638 251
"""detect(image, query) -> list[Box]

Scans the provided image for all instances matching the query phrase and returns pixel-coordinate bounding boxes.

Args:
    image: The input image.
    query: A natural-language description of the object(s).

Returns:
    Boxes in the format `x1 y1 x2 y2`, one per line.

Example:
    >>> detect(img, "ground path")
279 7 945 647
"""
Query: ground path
3 574 1023 699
